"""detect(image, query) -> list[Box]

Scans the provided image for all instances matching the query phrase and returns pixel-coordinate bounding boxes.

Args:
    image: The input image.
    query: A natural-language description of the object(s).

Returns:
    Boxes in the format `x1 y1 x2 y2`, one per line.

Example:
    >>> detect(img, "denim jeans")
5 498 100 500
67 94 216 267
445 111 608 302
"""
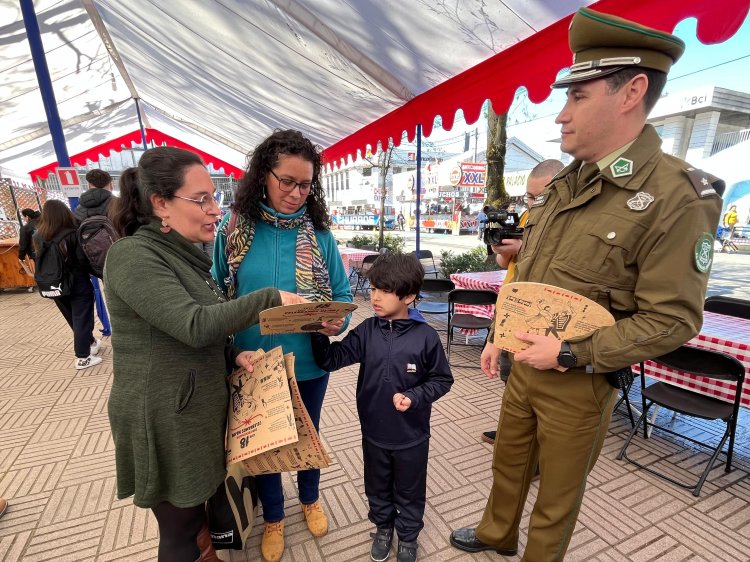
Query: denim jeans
258 373 329 522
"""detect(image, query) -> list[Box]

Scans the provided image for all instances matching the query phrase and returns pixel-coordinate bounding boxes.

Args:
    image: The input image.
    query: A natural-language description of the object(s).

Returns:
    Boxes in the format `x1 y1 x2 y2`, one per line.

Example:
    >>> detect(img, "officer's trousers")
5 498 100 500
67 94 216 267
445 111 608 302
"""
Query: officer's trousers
476 362 616 562
363 438 429 542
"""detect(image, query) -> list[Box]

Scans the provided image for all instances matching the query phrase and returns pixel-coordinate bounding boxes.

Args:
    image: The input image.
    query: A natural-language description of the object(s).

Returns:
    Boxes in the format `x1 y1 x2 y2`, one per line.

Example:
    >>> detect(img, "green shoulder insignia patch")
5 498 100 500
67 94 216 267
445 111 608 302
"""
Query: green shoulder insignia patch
610 157 633 178
694 233 715 273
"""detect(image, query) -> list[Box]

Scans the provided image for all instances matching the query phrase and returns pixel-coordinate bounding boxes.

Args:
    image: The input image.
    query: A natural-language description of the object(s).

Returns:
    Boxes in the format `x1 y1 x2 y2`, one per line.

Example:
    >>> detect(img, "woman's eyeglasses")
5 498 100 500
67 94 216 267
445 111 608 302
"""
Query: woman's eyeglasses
173 193 220 213
270 170 313 195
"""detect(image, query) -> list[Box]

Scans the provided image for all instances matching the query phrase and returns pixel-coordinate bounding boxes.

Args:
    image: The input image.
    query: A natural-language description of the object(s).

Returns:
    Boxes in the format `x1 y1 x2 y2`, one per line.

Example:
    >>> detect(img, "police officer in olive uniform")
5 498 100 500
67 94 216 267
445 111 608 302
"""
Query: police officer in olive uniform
450 8 723 561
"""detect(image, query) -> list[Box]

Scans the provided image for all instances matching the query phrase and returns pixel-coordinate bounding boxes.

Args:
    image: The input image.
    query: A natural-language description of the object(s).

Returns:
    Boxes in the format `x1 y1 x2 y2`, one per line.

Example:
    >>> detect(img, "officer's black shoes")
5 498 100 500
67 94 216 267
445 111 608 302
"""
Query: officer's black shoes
396 540 418 562
481 431 496 444
370 526 394 561
449 528 517 555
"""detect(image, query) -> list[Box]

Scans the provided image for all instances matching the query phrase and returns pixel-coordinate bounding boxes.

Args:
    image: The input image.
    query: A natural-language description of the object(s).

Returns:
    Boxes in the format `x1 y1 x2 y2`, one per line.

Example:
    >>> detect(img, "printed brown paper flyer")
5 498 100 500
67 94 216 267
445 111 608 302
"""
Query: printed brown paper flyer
242 353 332 475
225 347 299 465
493 282 615 355
260 301 357 335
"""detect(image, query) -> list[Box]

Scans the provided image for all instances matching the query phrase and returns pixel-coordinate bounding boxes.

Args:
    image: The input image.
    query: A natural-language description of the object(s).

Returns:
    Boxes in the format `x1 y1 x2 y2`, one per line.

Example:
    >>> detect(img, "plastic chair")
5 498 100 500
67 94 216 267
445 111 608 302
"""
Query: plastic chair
704 295 750 320
446 289 498 365
352 254 379 296
408 250 439 278
415 278 455 330
616 345 745 496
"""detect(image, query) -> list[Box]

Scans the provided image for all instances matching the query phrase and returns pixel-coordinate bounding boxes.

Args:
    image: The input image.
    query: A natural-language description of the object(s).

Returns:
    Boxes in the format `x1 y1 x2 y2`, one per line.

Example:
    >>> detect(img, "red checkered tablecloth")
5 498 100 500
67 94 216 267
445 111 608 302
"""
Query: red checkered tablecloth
637 311 750 408
339 247 379 274
449 271 506 327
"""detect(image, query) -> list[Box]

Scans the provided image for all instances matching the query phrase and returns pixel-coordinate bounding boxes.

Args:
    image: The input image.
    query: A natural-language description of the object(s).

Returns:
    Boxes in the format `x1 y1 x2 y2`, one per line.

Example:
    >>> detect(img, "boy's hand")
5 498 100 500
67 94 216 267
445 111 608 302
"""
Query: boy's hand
393 393 412 412
318 318 345 336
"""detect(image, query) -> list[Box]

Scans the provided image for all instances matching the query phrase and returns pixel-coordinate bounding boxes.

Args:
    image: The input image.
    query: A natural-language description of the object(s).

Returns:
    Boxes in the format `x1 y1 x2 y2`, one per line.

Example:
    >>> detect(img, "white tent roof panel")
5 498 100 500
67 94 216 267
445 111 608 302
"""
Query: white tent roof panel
1 0 748 179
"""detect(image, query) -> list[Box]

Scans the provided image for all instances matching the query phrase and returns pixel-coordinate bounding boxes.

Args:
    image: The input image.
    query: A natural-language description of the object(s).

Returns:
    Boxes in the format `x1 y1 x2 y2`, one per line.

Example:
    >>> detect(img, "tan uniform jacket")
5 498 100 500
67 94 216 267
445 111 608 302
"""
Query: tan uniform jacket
512 125 722 373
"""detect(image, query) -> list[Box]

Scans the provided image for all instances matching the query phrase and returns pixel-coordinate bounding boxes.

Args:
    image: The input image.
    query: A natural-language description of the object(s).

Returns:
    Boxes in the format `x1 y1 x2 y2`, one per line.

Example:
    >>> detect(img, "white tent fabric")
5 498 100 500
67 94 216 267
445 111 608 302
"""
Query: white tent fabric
1 0 748 179
0 0 591 178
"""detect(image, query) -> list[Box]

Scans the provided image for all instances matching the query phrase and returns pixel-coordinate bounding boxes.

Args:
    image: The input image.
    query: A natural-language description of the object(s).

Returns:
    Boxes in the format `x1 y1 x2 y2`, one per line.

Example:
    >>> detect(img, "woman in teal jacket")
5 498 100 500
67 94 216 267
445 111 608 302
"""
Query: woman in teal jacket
212 130 352 562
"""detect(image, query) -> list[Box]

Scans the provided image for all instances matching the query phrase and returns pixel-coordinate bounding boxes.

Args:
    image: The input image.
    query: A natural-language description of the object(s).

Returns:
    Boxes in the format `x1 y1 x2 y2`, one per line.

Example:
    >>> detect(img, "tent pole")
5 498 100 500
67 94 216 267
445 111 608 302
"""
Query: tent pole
19 0 77 210
415 124 422 254
135 98 149 150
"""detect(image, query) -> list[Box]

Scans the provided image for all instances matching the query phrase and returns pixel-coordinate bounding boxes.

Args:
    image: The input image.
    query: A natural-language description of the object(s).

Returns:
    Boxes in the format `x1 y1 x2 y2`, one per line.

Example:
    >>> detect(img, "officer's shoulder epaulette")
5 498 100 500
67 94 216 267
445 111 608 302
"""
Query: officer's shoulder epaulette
684 167 725 198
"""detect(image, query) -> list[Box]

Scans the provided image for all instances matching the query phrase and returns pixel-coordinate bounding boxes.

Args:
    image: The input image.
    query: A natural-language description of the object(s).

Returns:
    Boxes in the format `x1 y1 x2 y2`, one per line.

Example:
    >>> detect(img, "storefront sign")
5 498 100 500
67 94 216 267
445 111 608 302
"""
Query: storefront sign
460 163 486 187
449 167 461 185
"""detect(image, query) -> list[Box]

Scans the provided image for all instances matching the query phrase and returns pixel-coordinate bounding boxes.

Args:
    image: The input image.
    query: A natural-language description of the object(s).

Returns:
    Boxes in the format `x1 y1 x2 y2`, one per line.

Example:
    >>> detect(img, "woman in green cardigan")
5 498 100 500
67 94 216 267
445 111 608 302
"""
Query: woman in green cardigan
104 146 305 562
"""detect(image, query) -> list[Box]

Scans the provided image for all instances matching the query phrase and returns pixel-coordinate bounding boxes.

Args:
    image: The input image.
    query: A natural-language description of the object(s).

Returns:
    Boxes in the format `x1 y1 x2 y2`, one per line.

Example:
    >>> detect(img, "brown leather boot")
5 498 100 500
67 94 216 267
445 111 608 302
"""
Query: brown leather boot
196 522 221 562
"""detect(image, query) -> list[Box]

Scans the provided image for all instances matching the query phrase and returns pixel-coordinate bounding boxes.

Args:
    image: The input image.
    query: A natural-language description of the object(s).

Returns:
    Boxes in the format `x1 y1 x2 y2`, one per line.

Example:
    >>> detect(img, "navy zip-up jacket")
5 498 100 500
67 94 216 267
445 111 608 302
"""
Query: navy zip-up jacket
312 309 453 449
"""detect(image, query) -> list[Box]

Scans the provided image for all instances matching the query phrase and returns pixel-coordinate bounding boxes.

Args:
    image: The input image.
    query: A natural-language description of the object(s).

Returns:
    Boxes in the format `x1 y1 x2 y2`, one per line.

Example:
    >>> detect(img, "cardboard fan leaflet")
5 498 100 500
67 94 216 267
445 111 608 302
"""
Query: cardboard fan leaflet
259 301 357 335
225 347 331 474
242 353 332 476
493 282 615 354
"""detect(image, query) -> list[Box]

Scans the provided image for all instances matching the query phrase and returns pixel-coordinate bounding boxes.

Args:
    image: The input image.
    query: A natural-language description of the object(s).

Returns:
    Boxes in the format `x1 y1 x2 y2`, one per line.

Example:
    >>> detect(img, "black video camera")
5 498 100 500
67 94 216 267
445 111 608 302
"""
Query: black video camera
481 205 524 246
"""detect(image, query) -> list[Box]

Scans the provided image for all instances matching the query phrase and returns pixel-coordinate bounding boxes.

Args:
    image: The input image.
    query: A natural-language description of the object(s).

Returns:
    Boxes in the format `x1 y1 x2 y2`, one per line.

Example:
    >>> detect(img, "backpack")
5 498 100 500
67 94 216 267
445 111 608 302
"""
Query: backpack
77 215 120 277
34 229 75 299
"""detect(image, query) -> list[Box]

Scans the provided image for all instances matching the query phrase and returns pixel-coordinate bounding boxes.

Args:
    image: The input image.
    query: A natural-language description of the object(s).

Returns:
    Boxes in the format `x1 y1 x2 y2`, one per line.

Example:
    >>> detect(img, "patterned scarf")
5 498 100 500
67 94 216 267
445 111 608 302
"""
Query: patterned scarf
223 206 332 302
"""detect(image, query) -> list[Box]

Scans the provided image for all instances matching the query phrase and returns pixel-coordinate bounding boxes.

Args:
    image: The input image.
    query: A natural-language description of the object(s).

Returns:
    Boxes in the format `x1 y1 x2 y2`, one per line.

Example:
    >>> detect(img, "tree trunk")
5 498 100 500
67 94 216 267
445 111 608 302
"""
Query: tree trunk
377 143 394 250
486 106 508 207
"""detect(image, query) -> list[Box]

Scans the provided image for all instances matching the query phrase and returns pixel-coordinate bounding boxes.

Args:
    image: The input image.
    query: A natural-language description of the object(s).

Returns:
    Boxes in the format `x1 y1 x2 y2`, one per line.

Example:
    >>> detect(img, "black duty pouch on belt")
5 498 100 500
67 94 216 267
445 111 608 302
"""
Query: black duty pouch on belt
604 367 634 390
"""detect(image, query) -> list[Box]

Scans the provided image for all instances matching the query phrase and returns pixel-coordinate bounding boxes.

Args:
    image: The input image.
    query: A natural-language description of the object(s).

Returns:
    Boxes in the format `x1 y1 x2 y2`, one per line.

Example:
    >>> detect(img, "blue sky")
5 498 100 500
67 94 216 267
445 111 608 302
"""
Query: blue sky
667 11 750 94
417 10 750 156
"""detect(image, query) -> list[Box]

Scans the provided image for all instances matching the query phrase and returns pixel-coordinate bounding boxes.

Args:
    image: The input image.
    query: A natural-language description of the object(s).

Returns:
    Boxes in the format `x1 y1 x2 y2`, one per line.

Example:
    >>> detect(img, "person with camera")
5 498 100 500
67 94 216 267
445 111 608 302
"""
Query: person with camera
480 159 563 445
450 8 722 561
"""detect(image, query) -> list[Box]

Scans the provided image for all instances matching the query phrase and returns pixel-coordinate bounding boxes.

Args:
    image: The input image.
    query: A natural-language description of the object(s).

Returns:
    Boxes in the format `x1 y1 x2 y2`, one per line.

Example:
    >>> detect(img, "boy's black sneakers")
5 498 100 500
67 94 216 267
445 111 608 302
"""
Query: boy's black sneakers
396 540 418 562
370 526 394 561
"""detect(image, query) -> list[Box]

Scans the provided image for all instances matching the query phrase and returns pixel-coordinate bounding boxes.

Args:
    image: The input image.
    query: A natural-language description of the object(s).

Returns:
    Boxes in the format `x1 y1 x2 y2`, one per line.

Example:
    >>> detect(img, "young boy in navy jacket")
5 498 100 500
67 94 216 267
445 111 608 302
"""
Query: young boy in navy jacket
312 253 453 562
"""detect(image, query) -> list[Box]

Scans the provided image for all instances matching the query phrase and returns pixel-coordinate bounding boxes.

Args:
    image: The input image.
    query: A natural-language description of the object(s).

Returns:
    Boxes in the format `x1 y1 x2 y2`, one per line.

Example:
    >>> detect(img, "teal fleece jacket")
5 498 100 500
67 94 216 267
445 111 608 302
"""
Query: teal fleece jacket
212 204 353 381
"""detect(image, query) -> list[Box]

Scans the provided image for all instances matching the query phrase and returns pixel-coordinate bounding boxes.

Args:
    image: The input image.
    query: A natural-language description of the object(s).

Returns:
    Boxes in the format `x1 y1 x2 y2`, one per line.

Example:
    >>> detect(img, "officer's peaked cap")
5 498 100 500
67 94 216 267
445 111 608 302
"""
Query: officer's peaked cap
552 7 685 88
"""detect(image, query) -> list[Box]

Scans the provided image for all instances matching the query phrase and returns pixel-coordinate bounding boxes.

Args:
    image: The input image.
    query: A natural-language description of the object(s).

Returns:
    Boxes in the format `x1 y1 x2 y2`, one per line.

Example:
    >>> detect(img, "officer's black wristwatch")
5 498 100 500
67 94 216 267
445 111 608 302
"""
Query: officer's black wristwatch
557 341 577 368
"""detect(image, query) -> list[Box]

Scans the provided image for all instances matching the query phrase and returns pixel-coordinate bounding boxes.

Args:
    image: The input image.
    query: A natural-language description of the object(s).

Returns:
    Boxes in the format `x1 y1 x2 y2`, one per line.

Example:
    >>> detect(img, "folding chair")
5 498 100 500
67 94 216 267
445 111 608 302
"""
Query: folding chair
704 295 750 319
408 250 439 278
446 289 498 365
616 345 745 496
352 254 379 297
610 367 637 427
415 278 454 331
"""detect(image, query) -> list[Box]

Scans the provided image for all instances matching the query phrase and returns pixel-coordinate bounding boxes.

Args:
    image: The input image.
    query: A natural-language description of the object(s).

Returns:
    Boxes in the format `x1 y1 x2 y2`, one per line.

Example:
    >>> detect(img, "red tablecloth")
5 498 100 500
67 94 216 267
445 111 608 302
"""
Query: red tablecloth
638 311 750 408
450 270 506 318
339 247 379 274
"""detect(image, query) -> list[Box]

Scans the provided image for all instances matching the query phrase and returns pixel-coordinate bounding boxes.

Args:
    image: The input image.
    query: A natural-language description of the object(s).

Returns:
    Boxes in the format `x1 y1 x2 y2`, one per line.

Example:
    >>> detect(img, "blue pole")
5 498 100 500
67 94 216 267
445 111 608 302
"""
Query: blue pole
91 277 112 336
135 98 148 150
19 0 78 210
415 124 422 254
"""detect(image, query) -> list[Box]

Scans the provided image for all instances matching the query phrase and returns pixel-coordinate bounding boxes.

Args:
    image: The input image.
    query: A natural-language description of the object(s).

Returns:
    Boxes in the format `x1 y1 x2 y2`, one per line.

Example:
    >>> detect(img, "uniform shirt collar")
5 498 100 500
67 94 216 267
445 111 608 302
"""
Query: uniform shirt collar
557 125 664 192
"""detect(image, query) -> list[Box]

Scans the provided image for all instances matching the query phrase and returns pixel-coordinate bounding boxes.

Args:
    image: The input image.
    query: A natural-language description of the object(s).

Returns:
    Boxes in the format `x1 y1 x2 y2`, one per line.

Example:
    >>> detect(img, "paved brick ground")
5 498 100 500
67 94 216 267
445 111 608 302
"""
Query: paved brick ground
0 288 749 561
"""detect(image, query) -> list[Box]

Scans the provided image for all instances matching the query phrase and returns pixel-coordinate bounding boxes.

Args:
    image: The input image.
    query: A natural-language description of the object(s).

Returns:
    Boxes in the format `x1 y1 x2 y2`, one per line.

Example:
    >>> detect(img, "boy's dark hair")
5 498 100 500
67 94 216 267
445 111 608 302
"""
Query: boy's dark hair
85 169 112 189
366 253 424 298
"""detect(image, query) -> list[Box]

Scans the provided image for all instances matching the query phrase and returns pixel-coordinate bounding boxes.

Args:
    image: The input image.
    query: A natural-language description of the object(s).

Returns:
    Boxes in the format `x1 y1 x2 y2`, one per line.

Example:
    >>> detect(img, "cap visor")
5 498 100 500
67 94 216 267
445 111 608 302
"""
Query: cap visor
551 66 623 88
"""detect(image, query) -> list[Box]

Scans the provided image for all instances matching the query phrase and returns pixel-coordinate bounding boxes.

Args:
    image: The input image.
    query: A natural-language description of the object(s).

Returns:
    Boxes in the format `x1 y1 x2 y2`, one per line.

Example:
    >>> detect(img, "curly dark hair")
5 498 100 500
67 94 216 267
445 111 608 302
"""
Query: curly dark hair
233 130 330 230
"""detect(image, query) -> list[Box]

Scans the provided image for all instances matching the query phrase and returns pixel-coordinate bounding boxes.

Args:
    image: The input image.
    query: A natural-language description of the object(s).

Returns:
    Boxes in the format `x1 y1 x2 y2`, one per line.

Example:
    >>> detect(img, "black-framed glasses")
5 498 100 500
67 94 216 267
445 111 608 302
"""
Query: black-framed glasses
269 169 313 194
173 193 219 213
